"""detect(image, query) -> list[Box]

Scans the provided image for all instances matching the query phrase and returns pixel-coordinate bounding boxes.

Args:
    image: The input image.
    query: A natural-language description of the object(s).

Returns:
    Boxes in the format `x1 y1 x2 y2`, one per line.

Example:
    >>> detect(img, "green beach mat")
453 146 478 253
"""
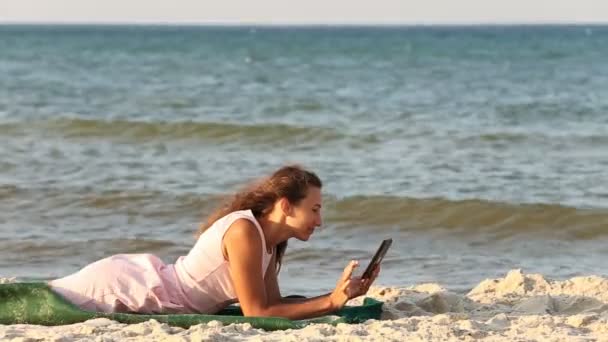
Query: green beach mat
0 283 383 331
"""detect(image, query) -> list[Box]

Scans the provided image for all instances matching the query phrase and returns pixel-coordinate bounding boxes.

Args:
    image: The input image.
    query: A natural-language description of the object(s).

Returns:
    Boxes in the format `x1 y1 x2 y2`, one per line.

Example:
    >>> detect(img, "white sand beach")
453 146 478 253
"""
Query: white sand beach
2 269 608 341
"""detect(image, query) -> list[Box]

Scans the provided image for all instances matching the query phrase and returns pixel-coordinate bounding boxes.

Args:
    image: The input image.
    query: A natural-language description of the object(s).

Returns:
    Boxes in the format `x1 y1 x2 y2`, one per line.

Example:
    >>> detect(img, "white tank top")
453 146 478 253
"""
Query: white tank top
172 209 274 313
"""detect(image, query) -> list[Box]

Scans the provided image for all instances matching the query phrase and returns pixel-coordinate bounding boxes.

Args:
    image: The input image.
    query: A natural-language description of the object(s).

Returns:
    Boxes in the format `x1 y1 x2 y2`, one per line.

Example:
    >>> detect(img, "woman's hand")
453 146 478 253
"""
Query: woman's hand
329 260 381 310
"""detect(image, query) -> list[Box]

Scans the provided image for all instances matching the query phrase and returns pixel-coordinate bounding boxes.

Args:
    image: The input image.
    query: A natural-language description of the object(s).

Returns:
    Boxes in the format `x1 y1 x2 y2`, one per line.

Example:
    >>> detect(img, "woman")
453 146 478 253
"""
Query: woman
49 165 380 320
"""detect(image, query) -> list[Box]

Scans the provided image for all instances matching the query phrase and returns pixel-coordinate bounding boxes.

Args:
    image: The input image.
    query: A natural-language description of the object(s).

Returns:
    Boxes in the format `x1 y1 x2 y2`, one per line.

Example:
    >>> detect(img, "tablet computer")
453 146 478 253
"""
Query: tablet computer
361 238 392 279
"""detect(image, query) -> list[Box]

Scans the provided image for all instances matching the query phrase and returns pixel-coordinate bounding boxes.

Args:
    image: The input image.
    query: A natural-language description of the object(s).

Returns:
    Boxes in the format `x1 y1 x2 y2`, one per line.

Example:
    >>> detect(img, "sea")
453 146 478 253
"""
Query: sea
1 24 607 296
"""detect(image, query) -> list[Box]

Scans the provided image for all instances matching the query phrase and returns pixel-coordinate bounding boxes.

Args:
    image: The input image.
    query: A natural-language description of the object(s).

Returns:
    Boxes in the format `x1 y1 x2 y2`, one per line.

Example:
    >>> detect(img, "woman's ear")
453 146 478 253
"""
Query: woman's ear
279 197 293 217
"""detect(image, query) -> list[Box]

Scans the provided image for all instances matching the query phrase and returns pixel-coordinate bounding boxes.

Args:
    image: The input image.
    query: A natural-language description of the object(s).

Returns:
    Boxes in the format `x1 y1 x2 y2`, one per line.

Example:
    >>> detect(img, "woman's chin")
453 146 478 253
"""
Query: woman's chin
296 232 313 241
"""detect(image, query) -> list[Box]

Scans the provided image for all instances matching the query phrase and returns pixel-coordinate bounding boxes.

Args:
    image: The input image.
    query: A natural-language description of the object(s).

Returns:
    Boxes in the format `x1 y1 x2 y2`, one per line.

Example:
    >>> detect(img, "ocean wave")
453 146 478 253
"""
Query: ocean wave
2 185 607 240
0 117 367 146
0 238 178 259
0 186 219 221
456 131 608 146
326 195 608 240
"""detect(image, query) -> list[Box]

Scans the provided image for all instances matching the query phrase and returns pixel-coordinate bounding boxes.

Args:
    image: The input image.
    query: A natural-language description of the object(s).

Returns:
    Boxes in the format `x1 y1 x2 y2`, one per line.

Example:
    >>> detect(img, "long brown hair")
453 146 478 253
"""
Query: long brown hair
197 164 322 273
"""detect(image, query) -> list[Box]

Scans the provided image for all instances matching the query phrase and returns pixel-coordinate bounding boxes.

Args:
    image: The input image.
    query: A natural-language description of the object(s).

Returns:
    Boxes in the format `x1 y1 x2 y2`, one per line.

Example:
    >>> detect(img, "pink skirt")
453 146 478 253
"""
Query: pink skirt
48 253 185 314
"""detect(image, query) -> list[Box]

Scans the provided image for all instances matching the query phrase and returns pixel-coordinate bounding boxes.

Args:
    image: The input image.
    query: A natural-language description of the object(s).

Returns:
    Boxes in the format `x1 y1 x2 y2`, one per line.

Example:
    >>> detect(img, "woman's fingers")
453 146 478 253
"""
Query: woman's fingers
340 260 359 283
341 265 381 299
346 277 366 297
336 261 383 299
361 266 381 293
341 278 352 293
331 261 364 309
356 267 380 296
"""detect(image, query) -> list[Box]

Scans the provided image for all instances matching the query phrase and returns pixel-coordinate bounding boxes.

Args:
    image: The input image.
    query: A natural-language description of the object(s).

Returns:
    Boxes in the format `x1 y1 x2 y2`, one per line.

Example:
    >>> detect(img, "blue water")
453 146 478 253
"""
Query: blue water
1 25 607 294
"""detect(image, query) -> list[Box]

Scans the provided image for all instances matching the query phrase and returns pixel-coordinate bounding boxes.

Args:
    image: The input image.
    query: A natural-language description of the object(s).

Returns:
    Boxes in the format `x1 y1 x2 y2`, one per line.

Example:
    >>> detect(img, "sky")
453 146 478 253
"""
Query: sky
0 0 607 25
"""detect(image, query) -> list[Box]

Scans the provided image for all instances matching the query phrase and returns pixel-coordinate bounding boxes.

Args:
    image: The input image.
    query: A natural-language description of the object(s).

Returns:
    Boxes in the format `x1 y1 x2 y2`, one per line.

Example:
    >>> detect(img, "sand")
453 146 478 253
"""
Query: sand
2 269 608 341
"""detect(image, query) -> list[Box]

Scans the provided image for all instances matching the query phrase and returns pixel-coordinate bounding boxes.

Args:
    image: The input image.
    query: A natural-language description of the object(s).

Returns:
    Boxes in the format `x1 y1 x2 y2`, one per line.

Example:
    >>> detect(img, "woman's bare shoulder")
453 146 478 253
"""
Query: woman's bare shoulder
223 218 263 249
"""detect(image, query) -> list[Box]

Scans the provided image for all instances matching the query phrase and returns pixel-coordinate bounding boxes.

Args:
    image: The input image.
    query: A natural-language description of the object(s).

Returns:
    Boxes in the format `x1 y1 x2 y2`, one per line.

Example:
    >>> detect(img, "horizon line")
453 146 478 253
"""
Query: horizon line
1 20 607 27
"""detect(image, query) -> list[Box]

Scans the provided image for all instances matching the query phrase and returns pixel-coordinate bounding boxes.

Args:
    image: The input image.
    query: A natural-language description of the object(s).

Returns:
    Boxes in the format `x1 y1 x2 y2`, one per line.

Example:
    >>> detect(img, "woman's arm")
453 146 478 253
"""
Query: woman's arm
263 252 282 304
224 219 358 320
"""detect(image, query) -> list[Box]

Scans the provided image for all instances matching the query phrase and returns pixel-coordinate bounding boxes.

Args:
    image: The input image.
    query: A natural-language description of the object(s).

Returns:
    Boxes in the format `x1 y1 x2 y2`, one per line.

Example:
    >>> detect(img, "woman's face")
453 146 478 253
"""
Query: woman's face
287 186 323 241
